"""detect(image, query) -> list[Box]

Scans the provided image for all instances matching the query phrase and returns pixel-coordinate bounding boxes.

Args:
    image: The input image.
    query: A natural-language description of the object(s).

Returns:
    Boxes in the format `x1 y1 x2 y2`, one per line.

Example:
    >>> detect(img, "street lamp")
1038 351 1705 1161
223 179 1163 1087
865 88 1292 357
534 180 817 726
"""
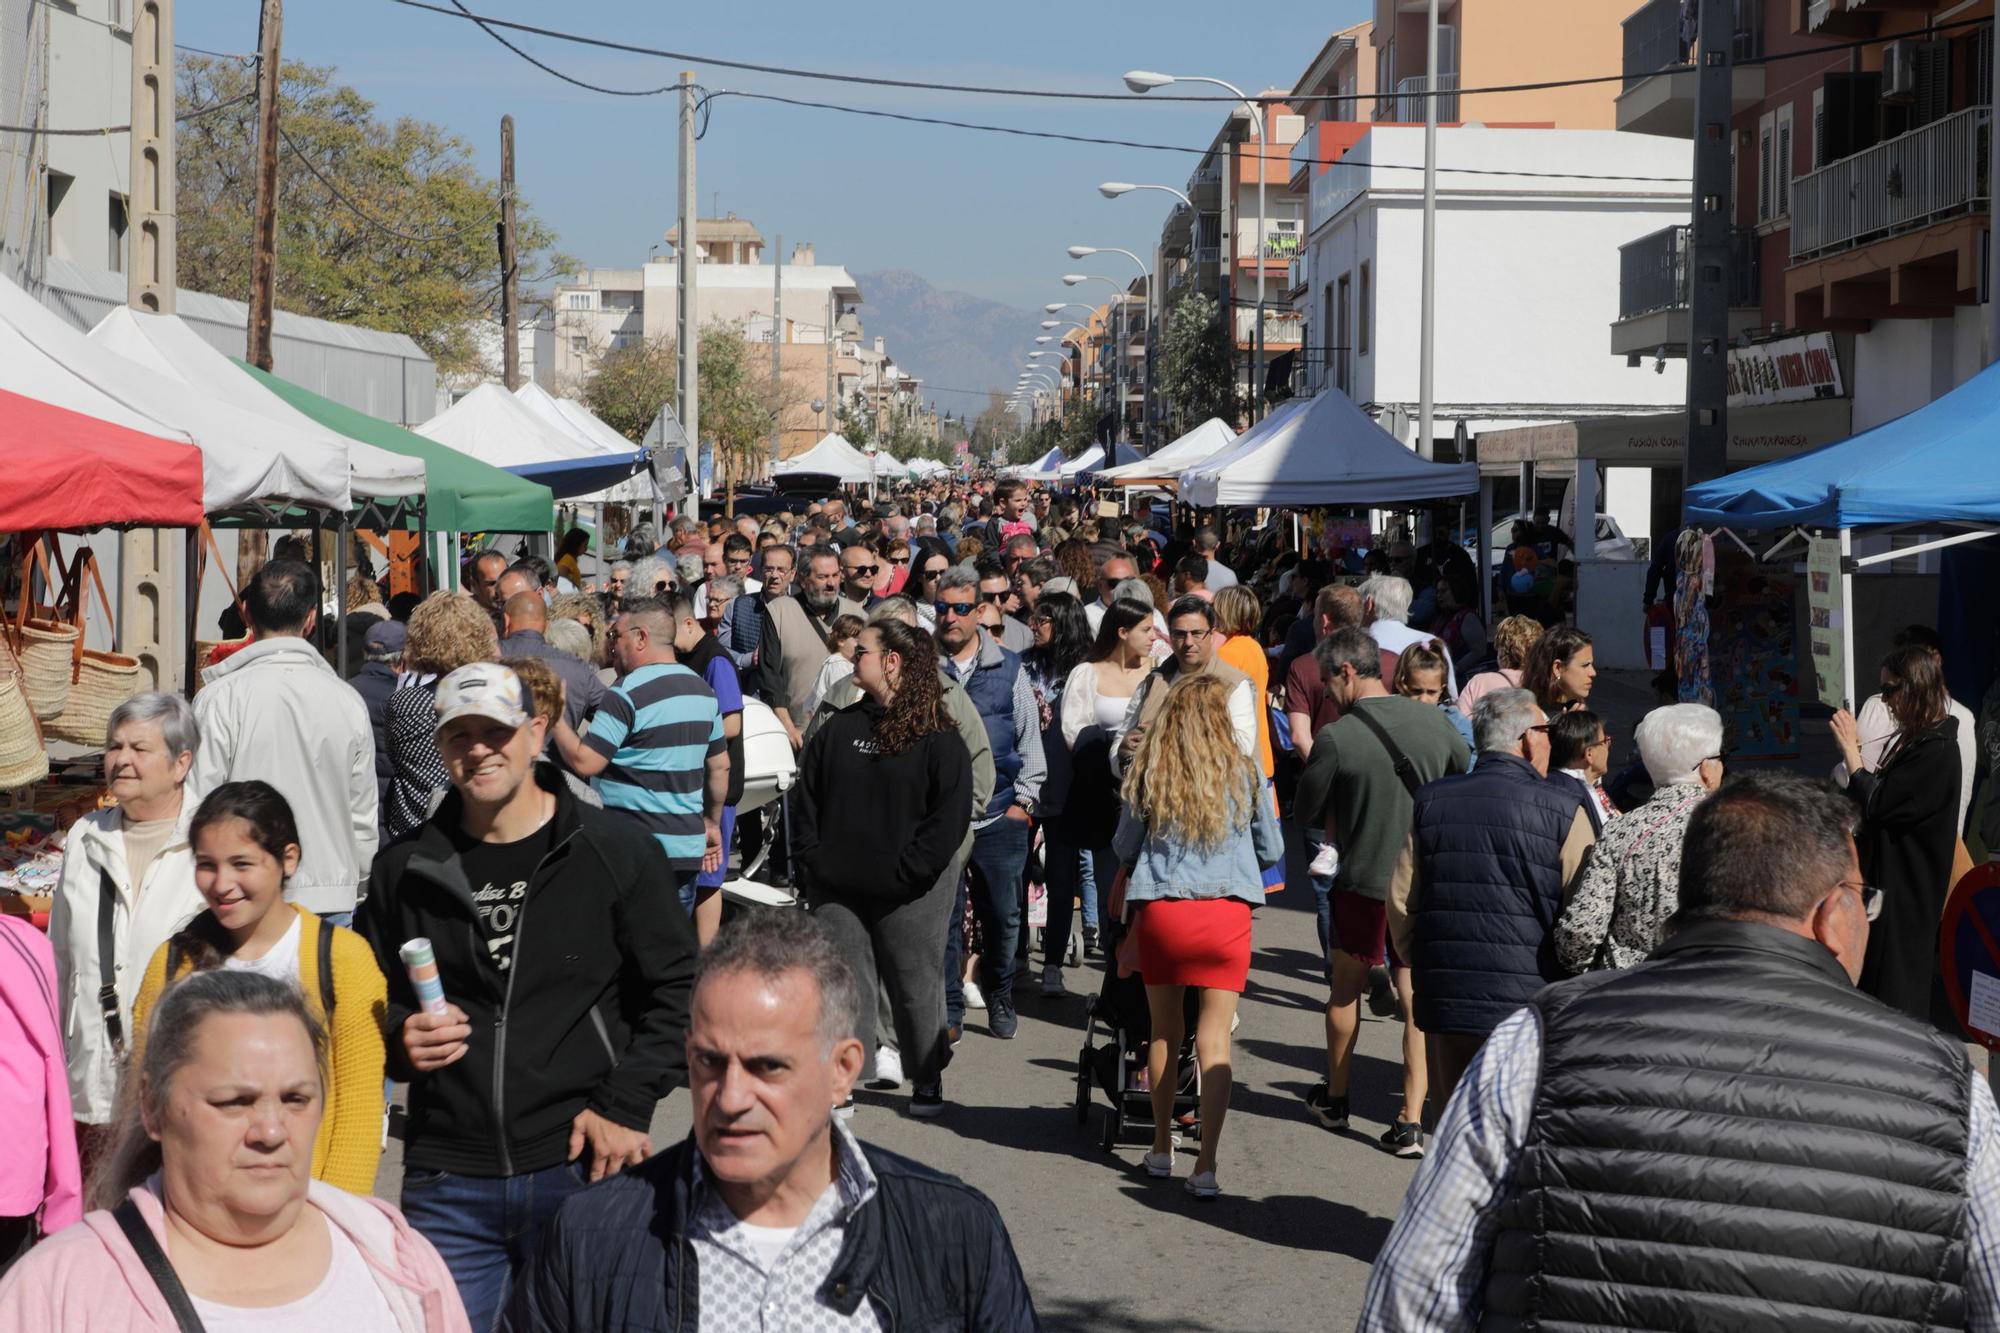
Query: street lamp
1123 70 1267 422
1071 246 1152 450
1099 181 1194 209
1065 272 1134 454
1045 302 1095 317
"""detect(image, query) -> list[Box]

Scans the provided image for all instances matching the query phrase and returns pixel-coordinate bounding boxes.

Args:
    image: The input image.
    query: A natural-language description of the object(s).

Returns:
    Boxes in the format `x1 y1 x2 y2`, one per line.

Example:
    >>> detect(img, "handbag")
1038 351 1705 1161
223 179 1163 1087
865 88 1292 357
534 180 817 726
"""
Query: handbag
45 547 143 745
9 537 78 720
0 630 48 791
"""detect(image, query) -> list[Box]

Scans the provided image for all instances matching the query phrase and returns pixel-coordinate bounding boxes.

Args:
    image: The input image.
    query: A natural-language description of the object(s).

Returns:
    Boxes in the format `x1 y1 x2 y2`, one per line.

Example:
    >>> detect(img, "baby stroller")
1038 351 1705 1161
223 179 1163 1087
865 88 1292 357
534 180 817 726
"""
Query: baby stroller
1074 937 1202 1153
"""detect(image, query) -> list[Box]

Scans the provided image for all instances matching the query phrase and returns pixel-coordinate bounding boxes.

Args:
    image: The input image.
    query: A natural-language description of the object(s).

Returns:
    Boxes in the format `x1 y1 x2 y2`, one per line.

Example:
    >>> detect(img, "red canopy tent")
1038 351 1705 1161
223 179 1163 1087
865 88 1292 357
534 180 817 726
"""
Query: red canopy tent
0 388 205 531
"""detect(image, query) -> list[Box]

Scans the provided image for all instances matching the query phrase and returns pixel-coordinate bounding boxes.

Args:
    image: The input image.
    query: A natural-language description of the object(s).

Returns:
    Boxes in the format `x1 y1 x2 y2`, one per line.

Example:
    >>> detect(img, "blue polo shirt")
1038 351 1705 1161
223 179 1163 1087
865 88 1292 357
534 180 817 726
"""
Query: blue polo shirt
584 662 724 872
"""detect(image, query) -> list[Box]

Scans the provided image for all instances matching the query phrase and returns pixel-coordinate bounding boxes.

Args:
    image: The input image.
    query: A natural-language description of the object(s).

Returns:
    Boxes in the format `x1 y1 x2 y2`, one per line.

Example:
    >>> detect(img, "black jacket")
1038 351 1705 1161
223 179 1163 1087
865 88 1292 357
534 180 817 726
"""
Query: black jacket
358 767 697 1177
792 697 972 901
500 1133 1040 1332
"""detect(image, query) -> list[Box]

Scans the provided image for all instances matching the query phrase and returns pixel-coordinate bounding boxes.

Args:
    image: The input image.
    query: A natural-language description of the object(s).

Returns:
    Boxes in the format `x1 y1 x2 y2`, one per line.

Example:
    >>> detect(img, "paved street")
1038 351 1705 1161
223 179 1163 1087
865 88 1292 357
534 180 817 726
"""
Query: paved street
376 869 1423 1329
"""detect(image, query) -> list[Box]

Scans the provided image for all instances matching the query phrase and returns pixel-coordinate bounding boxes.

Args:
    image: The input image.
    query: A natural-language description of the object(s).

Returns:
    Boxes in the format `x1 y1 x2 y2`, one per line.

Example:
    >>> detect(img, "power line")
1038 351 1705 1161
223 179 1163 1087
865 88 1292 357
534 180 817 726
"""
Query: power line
278 123 506 244
438 0 677 96
28 0 257 60
2 90 256 138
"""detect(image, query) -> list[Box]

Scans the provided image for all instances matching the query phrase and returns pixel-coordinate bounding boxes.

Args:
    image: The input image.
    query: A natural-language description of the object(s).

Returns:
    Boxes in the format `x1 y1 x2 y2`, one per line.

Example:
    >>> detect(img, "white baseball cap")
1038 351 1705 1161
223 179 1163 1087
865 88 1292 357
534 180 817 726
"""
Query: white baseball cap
433 662 532 730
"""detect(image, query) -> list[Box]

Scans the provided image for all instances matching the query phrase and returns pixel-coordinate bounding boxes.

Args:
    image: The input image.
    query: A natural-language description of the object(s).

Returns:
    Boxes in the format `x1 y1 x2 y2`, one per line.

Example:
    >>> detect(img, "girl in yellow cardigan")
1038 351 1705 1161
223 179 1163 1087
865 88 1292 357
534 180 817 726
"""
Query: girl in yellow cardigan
131 780 387 1196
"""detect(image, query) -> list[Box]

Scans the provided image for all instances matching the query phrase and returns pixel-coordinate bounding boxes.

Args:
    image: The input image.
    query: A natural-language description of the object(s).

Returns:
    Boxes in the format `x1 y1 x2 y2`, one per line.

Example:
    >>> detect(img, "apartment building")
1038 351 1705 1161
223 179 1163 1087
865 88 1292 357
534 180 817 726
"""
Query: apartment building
1369 0 1627 129
1613 0 1994 436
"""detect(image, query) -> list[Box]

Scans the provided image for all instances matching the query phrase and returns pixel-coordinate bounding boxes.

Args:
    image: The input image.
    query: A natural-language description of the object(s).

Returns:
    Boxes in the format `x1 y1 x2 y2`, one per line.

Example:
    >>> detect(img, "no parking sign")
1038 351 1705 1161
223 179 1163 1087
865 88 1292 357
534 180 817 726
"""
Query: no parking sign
1940 862 2000 1048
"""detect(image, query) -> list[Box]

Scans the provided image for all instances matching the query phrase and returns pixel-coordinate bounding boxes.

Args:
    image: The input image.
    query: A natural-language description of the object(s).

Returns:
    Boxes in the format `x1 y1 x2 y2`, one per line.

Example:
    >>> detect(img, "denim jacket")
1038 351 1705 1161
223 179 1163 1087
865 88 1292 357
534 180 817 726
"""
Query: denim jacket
1112 769 1283 907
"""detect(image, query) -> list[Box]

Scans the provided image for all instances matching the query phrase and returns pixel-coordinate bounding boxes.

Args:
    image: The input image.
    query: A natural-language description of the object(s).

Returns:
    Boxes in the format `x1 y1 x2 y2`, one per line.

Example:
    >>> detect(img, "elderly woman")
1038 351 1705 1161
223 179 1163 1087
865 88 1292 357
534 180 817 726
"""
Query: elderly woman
0 971 468 1328
1553 703 1724 973
1457 614 1543 713
382 593 498 840
50 692 206 1142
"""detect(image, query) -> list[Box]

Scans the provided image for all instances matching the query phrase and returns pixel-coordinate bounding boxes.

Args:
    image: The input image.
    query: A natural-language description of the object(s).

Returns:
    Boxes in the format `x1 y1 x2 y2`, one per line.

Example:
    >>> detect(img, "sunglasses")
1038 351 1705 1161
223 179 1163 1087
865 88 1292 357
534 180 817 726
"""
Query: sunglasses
890 554 910 565
845 565 879 578
935 601 978 619
921 565 949 579
980 589 1010 603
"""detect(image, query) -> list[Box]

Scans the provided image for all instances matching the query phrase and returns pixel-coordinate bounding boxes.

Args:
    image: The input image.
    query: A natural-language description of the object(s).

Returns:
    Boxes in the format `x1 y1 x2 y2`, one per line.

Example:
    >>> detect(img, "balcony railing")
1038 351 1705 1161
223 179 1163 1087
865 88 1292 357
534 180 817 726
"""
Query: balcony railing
1393 72 1460 123
1234 306 1305 345
1618 224 1760 318
1791 106 1991 261
1623 0 1763 85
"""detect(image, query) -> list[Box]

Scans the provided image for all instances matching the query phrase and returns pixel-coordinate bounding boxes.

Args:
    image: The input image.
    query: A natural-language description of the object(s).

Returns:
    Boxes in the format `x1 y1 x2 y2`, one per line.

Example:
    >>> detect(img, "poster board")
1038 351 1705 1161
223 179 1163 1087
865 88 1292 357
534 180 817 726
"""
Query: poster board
1805 536 1847 710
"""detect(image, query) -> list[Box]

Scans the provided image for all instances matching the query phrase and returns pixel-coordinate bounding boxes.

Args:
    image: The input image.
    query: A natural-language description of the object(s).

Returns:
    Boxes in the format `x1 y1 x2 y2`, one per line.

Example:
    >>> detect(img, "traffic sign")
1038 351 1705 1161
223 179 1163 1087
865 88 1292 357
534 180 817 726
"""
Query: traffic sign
1939 861 2000 1048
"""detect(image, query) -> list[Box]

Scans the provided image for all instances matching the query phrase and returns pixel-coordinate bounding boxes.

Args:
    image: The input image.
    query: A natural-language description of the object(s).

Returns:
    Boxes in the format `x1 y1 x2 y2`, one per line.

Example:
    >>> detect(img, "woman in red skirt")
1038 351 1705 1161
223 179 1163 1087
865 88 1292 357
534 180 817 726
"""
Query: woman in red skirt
1112 673 1283 1199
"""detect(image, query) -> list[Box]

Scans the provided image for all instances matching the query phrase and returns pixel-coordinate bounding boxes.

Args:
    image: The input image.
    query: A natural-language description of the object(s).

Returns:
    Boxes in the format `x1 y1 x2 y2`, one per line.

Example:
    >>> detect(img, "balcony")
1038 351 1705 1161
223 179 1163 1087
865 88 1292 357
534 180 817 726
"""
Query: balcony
1609 223 1762 357
1234 306 1305 347
1615 0 1765 137
1285 256 1308 300
1392 73 1460 123
1786 106 1991 328
1806 0 1930 37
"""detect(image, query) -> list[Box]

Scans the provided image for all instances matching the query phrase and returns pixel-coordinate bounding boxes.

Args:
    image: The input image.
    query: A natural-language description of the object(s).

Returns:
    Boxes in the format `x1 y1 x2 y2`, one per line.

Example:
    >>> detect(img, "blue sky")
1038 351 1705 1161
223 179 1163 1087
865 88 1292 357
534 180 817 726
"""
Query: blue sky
178 0 1370 311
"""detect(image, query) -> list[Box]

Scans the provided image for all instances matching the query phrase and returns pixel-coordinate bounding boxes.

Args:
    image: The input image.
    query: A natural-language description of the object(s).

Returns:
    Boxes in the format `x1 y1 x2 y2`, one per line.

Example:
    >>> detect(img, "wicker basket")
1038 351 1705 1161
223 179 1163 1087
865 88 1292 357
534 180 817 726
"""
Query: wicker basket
14 615 77 719
45 648 143 746
0 666 49 791
191 636 251 692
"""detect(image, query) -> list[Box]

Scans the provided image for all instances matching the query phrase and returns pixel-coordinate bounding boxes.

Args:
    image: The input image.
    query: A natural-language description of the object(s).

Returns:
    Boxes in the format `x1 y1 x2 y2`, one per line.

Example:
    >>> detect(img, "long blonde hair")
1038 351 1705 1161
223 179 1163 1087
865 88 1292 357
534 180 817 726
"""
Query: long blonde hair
1121 673 1256 851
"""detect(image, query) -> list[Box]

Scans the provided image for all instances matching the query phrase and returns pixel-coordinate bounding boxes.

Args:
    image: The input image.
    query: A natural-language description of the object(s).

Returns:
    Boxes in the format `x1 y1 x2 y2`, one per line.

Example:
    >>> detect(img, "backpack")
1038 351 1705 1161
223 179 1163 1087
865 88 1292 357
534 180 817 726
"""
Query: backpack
166 912 336 1019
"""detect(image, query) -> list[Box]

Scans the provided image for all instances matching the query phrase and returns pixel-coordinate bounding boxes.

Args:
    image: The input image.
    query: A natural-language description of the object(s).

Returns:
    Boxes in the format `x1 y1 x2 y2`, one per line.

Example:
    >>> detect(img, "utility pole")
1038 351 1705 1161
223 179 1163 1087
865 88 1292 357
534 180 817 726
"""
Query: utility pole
1683 0 1734 493
245 0 281 367
498 115 519 390
676 72 699 499
127 0 176 312
1417 0 1438 460
769 232 782 476
825 288 835 433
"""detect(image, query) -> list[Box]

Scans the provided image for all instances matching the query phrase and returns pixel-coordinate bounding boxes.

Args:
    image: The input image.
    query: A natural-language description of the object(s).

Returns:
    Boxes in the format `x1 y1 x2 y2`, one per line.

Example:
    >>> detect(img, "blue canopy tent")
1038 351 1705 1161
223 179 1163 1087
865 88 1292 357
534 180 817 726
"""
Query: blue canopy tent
1686 360 2000 708
503 452 648 500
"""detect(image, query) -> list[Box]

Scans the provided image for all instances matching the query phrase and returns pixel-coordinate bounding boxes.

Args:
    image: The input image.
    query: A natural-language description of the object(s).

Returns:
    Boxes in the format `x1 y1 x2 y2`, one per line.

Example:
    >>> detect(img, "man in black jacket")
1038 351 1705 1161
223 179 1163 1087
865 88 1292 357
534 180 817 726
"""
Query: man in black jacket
503 910 1038 1332
359 661 698 1332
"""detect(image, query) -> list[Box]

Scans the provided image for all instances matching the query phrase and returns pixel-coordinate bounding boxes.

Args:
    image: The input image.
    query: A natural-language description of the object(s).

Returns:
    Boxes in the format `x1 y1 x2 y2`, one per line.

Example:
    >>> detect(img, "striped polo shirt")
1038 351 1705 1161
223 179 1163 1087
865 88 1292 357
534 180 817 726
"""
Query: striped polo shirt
584 662 725 872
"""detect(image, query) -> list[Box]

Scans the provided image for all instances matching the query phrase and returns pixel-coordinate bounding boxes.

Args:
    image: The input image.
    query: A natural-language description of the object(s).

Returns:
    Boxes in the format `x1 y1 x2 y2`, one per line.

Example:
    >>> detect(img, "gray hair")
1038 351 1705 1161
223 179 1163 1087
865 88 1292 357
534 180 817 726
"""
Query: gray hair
608 559 632 577
1315 627 1383 681
914 514 938 533
707 574 744 602
693 909 861 1052
1111 576 1154 608
1636 703 1725 788
675 552 705 586
626 556 674 598
1471 688 1544 754
937 564 980 595
669 515 700 537
546 617 594 661
107 690 200 762
89 970 326 1212
867 595 919 627
1360 574 1413 626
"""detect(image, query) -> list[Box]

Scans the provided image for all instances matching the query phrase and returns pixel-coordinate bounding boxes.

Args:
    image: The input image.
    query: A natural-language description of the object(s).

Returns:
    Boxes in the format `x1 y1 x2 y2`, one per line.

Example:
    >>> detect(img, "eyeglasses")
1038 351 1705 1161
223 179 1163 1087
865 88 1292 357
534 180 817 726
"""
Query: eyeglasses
1589 734 1612 749
921 564 949 580
1525 723 1551 735
845 564 878 579
1167 628 1211 643
980 589 1010 604
890 554 910 566
935 601 978 619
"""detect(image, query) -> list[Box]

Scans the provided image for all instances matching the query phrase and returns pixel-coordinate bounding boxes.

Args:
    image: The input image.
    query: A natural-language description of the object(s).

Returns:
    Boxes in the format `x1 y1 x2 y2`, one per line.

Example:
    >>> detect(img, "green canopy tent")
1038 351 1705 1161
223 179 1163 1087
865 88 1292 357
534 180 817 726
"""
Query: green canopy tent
237 364 555 533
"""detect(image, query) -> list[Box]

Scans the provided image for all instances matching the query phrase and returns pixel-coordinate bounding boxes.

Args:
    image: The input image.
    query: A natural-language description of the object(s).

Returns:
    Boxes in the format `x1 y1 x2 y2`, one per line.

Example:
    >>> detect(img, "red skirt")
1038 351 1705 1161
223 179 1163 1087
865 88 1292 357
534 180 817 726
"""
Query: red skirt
1131 898 1252 992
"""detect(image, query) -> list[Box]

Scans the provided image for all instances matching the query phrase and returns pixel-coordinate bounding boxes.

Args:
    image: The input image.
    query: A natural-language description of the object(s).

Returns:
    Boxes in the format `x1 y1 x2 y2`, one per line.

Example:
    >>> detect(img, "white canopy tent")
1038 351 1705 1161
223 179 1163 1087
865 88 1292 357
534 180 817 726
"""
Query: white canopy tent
1093 417 1237 486
1006 446 1064 480
418 382 607 469
0 274 351 513
1056 445 1105 478
774 433 875 485
514 383 656 505
1180 392 1478 508
89 307 424 503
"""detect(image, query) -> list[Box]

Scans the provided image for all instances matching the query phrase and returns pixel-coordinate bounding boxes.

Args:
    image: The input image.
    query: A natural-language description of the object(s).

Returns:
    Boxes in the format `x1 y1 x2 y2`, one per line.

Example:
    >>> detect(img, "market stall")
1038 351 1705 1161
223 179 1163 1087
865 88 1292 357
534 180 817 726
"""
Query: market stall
1179 392 1476 508
1092 418 1237 487
419 383 644 500
773 432 875 485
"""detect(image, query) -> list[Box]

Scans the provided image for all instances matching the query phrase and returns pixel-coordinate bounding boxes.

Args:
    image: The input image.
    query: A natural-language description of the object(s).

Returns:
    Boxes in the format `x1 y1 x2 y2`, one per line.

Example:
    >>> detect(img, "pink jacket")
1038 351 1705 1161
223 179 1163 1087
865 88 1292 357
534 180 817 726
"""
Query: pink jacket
0 915 78 1232
0 1180 471 1332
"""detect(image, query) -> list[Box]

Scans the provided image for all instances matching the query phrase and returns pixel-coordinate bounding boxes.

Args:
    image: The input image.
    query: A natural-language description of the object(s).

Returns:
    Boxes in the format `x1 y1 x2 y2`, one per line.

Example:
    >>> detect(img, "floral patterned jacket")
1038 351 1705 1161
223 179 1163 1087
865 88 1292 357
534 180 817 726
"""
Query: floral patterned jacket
1554 782 1711 974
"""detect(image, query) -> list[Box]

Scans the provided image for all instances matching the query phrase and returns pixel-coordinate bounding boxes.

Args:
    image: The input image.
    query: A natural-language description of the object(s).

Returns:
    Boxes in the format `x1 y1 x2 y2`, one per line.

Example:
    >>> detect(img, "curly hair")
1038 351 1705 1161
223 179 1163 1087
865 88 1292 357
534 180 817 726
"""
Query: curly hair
1492 614 1544 671
1053 538 1096 590
548 592 609 664
868 619 952 756
1121 673 1256 852
404 592 498 676
503 656 564 729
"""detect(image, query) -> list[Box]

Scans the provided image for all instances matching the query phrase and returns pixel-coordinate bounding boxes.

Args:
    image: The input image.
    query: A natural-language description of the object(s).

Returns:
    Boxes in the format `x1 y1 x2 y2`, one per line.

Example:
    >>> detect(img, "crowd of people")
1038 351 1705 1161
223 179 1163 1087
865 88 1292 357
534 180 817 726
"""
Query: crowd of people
0 469 1993 1330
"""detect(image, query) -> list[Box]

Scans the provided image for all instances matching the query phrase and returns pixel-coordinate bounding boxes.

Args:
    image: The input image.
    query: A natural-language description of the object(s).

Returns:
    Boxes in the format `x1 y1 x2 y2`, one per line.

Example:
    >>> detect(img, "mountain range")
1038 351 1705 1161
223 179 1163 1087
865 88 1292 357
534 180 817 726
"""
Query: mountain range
852 269 1037 423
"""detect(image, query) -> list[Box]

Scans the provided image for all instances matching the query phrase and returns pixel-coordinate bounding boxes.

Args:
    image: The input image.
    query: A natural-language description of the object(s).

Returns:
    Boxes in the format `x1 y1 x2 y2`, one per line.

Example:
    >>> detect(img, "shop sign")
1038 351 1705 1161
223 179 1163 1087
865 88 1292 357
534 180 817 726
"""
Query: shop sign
1727 333 1844 408
1804 536 1847 711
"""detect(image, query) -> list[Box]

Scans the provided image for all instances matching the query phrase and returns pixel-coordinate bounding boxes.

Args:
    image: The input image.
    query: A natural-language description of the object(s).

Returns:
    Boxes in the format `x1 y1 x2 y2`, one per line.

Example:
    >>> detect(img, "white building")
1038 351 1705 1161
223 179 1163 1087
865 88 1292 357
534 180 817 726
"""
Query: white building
1296 125 1696 535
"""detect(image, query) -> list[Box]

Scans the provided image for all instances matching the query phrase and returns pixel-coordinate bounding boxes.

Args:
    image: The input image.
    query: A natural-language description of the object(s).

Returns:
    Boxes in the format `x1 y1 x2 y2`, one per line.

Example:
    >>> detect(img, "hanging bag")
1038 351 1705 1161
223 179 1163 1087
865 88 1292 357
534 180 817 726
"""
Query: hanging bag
9 538 79 720
190 524 248 688
45 547 143 745
0 624 49 791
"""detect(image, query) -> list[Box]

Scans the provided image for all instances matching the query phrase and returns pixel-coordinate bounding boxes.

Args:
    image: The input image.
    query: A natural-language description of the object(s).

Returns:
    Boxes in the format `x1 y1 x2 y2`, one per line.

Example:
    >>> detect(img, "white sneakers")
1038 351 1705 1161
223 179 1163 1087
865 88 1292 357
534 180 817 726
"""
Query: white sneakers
963 980 987 1011
869 1045 904 1090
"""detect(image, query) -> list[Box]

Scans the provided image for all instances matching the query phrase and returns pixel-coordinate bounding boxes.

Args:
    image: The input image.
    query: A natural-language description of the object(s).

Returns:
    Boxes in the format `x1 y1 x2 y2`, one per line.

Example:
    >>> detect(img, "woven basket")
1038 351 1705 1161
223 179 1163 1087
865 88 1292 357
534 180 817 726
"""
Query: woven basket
15 615 77 719
191 636 251 692
0 667 49 791
45 648 143 746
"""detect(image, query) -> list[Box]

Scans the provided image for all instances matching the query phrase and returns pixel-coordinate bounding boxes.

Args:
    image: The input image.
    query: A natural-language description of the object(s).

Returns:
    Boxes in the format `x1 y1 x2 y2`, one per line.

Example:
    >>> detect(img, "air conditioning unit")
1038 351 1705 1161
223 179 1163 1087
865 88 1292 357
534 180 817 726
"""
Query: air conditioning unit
1882 40 1920 103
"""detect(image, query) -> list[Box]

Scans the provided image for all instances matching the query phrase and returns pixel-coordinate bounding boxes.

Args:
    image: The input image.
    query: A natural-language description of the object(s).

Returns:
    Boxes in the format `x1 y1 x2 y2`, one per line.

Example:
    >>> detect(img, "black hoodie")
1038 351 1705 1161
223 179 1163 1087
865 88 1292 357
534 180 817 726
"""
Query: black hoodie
792 697 972 901
359 766 697 1177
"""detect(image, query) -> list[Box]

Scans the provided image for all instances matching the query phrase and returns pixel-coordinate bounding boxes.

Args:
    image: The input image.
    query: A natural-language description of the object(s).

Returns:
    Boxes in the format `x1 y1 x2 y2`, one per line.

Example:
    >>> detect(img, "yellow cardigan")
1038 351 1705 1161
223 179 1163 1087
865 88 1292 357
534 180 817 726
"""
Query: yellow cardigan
131 904 387 1196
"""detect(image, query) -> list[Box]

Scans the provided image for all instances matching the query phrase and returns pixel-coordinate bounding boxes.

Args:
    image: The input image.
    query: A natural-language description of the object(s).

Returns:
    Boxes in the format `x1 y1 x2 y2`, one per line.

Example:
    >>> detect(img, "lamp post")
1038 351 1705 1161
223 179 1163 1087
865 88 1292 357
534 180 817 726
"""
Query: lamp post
1100 184 1194 450
1123 72 1267 423
1070 245 1149 453
1065 272 1130 453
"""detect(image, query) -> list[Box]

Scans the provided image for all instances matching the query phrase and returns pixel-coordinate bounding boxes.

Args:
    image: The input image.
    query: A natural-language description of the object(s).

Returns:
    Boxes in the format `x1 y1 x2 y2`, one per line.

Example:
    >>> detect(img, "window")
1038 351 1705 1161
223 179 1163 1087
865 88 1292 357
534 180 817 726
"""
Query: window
1756 112 1774 224
1321 282 1335 393
1811 88 1825 169
1358 261 1372 358
569 335 588 358
44 172 72 257
565 292 591 310
1774 101 1793 219
1335 272 1352 395
107 193 127 273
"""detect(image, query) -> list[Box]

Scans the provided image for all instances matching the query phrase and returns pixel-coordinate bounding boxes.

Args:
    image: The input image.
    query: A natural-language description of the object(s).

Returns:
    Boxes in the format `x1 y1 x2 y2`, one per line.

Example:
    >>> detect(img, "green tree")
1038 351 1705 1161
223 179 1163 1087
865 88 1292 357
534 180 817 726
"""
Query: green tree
1159 292 1240 437
696 322 770 503
836 390 875 448
176 56 567 376
580 334 676 442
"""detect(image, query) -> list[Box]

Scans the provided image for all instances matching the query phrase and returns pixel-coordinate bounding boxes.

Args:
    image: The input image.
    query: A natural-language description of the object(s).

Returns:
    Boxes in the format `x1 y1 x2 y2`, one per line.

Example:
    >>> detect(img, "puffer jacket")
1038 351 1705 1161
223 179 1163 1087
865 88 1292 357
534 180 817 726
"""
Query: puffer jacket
47 804 204 1124
500 1131 1039 1332
187 636 379 916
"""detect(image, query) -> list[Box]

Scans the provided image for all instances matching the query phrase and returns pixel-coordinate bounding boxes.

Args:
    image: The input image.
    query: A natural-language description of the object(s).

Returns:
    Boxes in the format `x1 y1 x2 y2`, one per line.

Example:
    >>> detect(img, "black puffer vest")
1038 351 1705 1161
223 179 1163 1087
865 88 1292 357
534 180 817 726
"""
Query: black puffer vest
1411 752 1583 1036
1484 919 1973 1331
